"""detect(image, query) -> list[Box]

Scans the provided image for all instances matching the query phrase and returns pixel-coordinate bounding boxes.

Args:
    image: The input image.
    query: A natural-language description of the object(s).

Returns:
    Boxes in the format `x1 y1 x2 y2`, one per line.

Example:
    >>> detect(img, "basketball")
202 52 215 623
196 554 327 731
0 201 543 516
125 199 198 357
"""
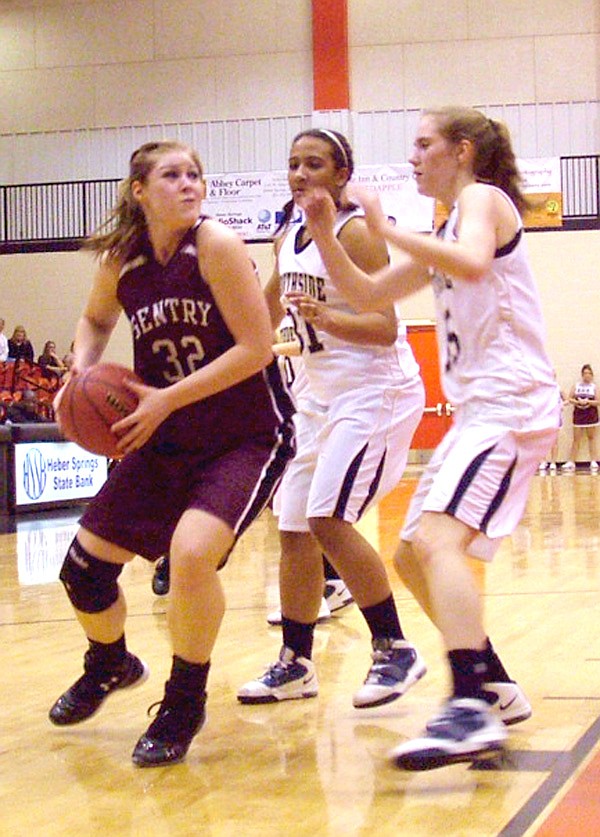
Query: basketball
56 362 142 458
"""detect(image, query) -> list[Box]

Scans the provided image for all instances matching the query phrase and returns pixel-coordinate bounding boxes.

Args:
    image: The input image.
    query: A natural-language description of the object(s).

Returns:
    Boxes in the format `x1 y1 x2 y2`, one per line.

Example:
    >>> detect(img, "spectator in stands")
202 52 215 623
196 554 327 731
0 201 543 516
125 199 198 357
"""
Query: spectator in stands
0 319 8 362
38 340 67 380
62 341 75 372
8 325 34 363
5 389 47 423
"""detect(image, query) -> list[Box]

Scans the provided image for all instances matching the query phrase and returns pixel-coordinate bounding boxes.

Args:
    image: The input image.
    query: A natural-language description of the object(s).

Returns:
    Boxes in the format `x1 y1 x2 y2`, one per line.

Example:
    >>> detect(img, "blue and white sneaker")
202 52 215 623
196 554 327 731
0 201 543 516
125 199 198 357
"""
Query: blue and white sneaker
237 647 318 704
390 697 507 771
353 638 426 708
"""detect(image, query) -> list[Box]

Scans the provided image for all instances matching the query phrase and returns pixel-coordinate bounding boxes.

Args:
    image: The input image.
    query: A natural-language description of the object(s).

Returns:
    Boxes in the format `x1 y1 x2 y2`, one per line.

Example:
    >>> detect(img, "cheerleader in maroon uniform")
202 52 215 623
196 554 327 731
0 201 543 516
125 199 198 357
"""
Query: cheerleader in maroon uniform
562 364 599 471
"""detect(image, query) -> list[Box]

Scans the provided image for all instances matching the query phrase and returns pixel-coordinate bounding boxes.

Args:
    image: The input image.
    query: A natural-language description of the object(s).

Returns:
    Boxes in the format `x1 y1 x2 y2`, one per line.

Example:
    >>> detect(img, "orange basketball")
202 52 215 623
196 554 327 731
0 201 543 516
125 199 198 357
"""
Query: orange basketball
56 362 141 458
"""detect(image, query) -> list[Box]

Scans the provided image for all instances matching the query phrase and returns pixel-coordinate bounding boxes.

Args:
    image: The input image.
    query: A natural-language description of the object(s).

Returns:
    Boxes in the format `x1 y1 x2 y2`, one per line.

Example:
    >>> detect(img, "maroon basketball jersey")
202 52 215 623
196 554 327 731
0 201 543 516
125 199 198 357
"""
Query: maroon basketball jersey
117 217 294 453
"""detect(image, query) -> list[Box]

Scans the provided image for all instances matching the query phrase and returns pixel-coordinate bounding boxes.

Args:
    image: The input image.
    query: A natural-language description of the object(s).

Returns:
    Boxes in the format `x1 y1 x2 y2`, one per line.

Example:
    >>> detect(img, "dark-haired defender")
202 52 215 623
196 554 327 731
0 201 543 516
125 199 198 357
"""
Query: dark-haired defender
237 129 426 709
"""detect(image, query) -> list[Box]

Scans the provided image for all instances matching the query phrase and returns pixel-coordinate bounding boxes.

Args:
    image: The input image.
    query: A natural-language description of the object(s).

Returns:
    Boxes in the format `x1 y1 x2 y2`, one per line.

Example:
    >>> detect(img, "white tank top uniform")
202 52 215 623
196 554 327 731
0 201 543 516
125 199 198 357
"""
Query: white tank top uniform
276 209 425 532
401 189 561 560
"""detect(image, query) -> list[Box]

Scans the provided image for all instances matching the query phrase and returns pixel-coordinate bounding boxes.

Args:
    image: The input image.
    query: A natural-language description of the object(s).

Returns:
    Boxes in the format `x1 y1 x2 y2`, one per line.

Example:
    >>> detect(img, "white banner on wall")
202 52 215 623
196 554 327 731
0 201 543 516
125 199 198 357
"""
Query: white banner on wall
203 163 435 239
203 158 561 240
519 158 561 192
13 441 109 507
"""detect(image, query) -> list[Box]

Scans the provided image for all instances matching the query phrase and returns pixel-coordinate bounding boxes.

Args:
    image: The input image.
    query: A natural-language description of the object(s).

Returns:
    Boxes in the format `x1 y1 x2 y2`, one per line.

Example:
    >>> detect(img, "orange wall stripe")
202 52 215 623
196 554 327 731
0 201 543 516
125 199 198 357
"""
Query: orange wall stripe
312 0 350 110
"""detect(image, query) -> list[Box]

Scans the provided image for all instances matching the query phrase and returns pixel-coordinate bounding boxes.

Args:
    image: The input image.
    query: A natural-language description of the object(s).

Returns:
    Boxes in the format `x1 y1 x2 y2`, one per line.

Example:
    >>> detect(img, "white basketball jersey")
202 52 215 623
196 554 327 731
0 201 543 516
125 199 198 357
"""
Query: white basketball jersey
574 381 596 400
431 189 556 406
278 208 420 404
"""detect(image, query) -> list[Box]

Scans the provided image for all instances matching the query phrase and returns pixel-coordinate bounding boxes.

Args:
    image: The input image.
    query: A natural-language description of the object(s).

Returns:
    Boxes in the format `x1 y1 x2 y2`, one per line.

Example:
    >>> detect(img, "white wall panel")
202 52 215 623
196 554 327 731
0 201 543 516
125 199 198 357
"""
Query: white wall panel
35 1 154 67
154 0 311 59
1 102 598 186
351 45 406 112
352 109 419 165
467 0 599 38
0 6 35 70
535 35 600 102
349 0 468 46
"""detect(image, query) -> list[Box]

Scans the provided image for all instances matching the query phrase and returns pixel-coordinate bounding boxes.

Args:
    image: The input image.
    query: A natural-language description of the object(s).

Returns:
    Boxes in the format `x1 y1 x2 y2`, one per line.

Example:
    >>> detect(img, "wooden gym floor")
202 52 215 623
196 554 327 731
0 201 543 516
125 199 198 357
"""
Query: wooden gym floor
1 466 599 836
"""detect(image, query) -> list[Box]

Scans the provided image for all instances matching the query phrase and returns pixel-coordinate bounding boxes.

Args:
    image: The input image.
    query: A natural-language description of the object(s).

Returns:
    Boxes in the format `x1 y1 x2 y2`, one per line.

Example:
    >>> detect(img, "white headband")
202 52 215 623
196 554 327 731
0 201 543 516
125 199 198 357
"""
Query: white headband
316 129 349 169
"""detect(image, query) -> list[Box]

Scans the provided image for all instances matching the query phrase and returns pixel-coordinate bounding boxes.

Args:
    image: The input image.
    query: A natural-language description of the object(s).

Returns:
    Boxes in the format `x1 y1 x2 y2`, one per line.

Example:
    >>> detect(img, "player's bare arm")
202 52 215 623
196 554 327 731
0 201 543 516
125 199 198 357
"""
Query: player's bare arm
264 254 286 331
283 293 397 347
299 187 428 311
70 257 123 376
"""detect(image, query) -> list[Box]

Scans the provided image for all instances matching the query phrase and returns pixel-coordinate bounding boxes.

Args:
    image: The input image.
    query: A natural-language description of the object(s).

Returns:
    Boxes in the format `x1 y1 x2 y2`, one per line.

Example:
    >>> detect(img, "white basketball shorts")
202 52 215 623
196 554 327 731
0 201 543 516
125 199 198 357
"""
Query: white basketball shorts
275 377 425 533
400 385 561 561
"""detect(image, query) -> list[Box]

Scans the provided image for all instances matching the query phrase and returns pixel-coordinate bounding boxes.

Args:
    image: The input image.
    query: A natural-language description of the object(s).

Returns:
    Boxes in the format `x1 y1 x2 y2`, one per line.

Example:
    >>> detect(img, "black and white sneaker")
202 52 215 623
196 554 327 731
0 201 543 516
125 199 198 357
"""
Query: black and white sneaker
132 682 206 768
266 579 353 625
390 697 507 771
152 556 170 596
237 646 318 704
482 681 532 726
49 652 149 726
353 639 426 708
324 579 354 614
266 599 330 626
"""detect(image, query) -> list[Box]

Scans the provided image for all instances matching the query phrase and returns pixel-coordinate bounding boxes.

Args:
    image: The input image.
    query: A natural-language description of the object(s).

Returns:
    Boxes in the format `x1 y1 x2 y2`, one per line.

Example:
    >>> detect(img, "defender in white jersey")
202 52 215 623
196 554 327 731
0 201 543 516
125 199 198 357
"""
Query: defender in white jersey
299 108 561 770
238 129 426 710
268 318 354 624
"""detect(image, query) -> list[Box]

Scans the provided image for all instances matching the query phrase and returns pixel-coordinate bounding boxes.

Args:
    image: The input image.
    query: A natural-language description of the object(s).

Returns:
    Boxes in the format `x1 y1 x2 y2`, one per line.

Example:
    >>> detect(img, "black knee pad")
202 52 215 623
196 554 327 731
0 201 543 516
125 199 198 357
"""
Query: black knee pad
59 537 124 613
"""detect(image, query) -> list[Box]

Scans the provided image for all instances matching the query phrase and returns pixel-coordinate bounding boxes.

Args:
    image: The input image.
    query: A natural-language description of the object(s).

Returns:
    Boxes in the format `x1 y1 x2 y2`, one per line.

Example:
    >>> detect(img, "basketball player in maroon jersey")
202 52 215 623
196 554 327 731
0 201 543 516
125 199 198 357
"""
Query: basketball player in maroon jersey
48 140 295 767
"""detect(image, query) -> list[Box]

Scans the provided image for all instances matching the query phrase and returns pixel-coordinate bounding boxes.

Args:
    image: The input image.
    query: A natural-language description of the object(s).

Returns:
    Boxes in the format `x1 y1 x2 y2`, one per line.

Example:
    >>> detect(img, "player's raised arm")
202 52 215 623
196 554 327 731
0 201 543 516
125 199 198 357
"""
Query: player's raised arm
298 187 429 311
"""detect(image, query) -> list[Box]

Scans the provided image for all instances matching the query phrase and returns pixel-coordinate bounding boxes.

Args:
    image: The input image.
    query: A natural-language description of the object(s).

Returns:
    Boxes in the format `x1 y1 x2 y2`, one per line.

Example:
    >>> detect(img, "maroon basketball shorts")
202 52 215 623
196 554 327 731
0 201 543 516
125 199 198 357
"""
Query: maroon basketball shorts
80 430 293 561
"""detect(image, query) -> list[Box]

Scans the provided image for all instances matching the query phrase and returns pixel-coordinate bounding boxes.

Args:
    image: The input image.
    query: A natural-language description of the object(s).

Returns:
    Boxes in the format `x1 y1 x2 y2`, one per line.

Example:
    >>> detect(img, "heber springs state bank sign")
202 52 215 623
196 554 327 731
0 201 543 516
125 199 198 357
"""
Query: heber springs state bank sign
13 441 108 507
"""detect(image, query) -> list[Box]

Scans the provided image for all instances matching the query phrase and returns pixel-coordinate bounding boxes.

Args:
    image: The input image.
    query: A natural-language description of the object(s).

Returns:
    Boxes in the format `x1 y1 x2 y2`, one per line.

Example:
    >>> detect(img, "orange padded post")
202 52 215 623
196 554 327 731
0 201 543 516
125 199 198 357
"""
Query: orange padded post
312 0 350 110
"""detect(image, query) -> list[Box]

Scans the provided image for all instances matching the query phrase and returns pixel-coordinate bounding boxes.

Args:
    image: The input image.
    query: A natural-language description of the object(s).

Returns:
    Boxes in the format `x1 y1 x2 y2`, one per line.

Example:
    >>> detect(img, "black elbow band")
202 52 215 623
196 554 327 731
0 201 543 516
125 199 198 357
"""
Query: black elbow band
59 537 124 613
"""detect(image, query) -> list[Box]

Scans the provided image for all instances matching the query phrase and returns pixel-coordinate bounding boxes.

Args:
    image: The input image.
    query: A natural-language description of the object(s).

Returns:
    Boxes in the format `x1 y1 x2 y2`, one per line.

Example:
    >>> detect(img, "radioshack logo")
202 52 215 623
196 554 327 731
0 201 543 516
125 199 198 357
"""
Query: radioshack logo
22 448 47 500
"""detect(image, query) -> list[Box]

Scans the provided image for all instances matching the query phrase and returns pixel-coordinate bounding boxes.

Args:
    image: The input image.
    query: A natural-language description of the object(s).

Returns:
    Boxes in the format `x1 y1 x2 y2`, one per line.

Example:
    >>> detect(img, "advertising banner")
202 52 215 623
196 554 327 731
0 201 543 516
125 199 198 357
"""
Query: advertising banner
520 157 562 228
204 157 562 239
13 440 109 508
203 163 435 239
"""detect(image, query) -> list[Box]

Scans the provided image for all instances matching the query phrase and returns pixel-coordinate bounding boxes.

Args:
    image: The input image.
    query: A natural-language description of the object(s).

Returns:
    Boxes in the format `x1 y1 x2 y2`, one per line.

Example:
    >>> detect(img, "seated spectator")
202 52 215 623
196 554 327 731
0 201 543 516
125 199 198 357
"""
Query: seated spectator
0 318 8 362
5 389 47 423
38 340 67 380
62 341 75 372
8 326 34 363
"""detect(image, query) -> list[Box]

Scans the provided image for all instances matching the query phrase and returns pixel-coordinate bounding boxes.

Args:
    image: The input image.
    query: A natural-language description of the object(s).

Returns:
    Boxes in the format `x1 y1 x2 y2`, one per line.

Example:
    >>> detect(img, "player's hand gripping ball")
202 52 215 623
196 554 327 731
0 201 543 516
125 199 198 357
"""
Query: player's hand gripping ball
55 362 141 458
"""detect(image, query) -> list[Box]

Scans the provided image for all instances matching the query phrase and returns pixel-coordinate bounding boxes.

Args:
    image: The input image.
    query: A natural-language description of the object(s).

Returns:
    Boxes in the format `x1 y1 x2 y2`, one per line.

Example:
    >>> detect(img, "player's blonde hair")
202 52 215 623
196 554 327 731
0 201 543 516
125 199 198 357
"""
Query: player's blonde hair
83 140 205 260
425 106 529 215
